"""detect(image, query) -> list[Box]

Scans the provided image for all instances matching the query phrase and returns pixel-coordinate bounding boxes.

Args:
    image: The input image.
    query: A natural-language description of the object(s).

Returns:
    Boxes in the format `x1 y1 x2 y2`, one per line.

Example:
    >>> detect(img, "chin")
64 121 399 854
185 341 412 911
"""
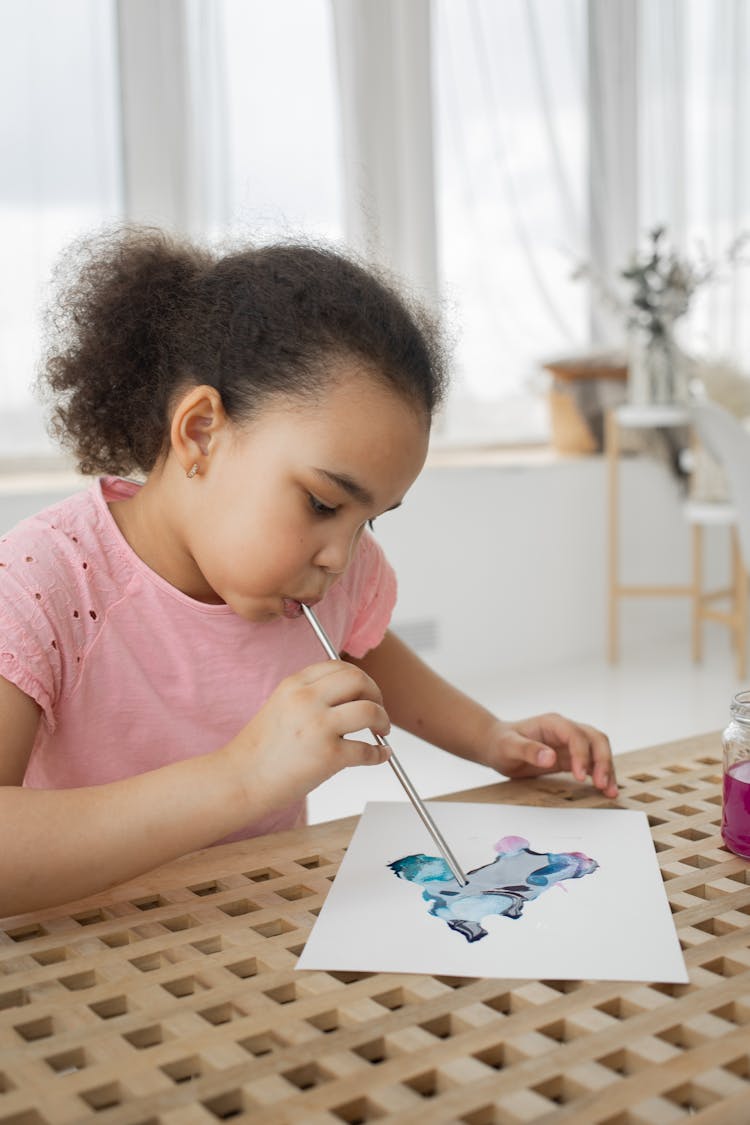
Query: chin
223 595 280 623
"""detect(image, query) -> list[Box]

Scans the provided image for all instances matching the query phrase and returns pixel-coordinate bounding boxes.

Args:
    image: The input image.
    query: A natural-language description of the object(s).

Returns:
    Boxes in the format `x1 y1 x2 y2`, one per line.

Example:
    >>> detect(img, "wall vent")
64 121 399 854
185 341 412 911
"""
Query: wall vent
392 618 440 653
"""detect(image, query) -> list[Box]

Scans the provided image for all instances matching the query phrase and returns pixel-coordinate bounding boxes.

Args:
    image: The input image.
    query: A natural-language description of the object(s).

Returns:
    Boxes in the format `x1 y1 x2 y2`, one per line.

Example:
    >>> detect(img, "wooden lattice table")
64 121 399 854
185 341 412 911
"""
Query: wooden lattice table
2 731 750 1124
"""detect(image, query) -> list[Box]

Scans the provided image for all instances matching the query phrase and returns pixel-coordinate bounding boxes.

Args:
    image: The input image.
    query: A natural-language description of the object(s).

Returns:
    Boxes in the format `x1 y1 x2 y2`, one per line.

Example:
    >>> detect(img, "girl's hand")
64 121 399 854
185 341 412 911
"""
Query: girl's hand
486 713 618 798
228 661 391 808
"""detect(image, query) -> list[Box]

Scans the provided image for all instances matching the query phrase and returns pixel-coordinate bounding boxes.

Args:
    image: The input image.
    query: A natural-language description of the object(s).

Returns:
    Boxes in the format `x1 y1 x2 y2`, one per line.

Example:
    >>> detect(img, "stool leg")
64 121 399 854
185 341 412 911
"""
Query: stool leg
732 528 747 681
606 410 620 663
692 523 703 663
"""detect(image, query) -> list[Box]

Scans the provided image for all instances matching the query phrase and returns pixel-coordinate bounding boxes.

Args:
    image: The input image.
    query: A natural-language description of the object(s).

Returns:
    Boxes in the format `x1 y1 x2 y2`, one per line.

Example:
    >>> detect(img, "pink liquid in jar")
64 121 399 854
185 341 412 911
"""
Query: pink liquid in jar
722 759 750 858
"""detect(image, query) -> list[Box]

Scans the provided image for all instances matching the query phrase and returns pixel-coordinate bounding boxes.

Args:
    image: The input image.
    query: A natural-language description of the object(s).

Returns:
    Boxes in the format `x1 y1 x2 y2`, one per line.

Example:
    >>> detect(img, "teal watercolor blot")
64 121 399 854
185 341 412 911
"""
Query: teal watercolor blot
388 835 599 943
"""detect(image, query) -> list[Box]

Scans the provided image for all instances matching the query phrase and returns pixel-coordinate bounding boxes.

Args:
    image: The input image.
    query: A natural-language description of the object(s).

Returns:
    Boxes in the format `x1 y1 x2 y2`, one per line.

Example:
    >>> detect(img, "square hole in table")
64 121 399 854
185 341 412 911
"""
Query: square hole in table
6 923 48 942
162 914 200 932
712 1002 750 1026
198 1002 245 1026
243 867 282 882
663 1080 722 1111
188 881 225 897
420 1014 456 1040
331 1095 386 1122
30 947 66 965
131 895 167 911
59 970 98 991
225 957 258 980
682 854 720 869
80 1081 122 1111
202 1089 246 1120
72 909 108 926
219 898 260 917
675 827 712 842
0 989 28 1011
296 854 332 869
723 1054 750 1080
251 918 297 938
264 982 298 1005
283 1062 333 1090
45 1047 88 1075
473 1043 506 1071
162 975 209 998
15 1016 55 1042
191 936 223 955
100 931 136 949
124 1024 163 1050
161 1055 203 1084
89 995 128 1019
355 1037 394 1066
306 1009 340 1034
700 955 748 978
2 1110 48 1125
532 1075 583 1107
238 1030 286 1057
276 884 316 902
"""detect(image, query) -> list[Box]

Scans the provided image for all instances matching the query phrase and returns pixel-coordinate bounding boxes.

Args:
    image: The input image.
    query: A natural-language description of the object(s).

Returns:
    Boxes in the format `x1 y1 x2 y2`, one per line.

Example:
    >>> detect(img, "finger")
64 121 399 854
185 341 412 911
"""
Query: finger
298 662 384 707
296 660 354 685
579 725 618 796
563 727 595 784
504 732 557 772
337 737 391 768
528 714 606 788
331 700 391 740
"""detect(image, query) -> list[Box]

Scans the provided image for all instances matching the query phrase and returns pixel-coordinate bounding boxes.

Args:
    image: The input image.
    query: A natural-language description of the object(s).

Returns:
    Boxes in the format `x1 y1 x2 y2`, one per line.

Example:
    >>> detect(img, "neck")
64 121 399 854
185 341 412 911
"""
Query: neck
108 467 222 603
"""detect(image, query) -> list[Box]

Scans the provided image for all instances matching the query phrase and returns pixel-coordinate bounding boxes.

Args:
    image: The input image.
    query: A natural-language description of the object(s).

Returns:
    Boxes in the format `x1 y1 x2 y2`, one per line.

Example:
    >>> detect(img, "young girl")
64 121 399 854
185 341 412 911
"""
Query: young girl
0 228 617 917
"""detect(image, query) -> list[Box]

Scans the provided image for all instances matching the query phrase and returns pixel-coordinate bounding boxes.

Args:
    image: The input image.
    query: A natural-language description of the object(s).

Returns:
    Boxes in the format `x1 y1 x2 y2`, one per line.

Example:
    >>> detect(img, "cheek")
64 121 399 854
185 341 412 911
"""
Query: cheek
205 508 311 587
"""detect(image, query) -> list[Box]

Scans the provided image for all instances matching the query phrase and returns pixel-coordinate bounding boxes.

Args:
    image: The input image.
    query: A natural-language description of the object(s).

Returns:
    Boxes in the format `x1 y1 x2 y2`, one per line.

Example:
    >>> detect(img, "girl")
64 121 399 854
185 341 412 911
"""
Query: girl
0 229 617 917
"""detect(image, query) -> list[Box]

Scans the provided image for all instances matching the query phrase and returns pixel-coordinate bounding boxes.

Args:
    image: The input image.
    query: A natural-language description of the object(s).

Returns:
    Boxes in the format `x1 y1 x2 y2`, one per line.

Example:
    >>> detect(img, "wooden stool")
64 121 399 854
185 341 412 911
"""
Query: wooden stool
686 500 747 680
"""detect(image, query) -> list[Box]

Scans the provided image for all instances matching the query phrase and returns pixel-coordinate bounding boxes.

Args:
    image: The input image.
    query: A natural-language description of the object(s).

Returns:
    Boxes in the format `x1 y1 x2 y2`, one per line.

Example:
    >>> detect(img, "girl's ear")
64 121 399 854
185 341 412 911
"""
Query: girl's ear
170 384 227 475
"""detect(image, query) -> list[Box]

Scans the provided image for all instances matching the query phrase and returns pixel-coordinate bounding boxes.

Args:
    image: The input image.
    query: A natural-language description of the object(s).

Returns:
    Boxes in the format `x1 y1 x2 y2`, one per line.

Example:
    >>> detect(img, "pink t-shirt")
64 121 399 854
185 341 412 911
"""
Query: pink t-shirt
0 477 397 841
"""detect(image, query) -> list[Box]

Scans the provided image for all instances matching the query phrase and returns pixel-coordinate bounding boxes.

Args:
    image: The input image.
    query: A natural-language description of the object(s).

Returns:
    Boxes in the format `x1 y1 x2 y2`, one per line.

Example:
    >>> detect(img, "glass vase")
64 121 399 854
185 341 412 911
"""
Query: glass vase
627 324 687 406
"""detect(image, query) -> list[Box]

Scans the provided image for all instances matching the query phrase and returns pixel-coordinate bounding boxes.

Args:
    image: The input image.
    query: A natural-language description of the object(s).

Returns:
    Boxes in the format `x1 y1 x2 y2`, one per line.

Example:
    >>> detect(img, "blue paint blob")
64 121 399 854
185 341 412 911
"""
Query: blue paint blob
388 836 598 943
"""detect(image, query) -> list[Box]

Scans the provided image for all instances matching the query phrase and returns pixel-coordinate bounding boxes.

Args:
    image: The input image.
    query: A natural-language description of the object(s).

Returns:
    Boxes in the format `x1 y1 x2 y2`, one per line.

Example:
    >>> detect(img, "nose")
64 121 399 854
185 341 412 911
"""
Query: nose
313 527 360 575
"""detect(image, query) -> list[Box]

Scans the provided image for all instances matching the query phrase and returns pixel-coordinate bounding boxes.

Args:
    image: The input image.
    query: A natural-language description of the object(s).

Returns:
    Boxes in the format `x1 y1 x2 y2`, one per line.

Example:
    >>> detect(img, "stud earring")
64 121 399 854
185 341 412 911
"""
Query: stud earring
186 463 199 479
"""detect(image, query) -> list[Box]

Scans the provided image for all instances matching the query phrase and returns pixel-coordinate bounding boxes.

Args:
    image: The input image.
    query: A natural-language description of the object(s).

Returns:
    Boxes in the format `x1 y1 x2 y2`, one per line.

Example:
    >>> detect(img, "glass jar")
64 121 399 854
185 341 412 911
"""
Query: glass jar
722 691 750 858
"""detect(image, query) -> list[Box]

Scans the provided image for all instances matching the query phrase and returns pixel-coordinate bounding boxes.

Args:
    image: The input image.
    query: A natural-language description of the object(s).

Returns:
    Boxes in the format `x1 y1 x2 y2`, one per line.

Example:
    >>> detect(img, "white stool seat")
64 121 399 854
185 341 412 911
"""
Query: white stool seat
684 500 736 527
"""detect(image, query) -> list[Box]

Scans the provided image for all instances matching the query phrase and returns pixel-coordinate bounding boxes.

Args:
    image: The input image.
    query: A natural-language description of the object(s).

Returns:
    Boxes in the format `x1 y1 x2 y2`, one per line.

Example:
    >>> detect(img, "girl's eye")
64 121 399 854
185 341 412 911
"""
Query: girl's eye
309 494 337 517
367 518 376 530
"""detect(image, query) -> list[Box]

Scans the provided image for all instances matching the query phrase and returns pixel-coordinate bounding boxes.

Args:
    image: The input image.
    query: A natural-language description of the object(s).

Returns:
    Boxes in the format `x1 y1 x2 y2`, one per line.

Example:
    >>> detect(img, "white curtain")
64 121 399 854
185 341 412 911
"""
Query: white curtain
117 0 229 238
425 0 750 417
330 0 439 309
638 0 750 365
0 0 122 455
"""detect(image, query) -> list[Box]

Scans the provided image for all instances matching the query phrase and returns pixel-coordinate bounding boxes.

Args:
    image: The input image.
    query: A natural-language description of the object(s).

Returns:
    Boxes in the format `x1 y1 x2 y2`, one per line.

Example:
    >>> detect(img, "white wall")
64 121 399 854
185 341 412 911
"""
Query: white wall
377 454 729 689
0 456 728 687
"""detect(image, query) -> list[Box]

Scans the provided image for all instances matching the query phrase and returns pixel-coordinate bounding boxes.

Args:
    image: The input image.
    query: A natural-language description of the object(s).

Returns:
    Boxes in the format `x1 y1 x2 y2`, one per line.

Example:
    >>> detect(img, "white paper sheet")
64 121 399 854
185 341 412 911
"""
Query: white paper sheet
296 801 688 982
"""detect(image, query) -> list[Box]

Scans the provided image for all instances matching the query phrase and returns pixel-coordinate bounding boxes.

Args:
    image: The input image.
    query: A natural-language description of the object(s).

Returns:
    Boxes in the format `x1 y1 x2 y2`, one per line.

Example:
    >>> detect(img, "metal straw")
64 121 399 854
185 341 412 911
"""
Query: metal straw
301 603 468 886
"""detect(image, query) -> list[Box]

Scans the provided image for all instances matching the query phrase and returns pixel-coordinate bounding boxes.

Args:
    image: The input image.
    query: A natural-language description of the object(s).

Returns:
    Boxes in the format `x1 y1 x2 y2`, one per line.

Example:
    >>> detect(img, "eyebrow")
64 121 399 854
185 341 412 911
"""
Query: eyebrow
312 468 403 512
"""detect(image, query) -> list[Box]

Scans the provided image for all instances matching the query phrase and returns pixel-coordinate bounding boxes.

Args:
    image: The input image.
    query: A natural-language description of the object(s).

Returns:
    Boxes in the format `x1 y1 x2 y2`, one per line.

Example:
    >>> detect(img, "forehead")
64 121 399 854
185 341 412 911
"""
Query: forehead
235 374 430 499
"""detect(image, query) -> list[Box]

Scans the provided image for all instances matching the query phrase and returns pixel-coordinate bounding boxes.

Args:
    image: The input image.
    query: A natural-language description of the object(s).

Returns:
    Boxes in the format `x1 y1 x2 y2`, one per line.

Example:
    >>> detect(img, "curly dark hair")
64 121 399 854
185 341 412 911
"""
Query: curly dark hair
38 226 447 476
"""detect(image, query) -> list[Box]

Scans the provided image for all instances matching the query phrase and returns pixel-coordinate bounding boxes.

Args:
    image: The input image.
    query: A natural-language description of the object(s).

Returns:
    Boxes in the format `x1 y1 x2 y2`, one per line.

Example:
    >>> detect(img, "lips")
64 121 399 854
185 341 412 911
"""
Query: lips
282 596 322 619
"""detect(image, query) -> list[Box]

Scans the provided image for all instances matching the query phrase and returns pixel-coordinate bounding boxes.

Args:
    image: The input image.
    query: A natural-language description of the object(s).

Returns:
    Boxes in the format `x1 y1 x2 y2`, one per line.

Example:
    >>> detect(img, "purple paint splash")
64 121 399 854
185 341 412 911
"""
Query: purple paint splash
388 835 599 943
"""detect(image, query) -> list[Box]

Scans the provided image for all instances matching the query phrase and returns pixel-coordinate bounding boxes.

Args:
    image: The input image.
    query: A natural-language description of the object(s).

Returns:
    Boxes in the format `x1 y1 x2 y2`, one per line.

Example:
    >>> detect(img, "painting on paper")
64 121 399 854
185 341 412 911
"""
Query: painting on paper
296 802 687 983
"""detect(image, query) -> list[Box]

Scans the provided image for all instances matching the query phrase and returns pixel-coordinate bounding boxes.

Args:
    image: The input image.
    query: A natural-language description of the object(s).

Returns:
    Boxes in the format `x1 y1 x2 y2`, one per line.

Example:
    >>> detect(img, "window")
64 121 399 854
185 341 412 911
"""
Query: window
215 0 344 244
433 0 588 427
0 0 122 456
